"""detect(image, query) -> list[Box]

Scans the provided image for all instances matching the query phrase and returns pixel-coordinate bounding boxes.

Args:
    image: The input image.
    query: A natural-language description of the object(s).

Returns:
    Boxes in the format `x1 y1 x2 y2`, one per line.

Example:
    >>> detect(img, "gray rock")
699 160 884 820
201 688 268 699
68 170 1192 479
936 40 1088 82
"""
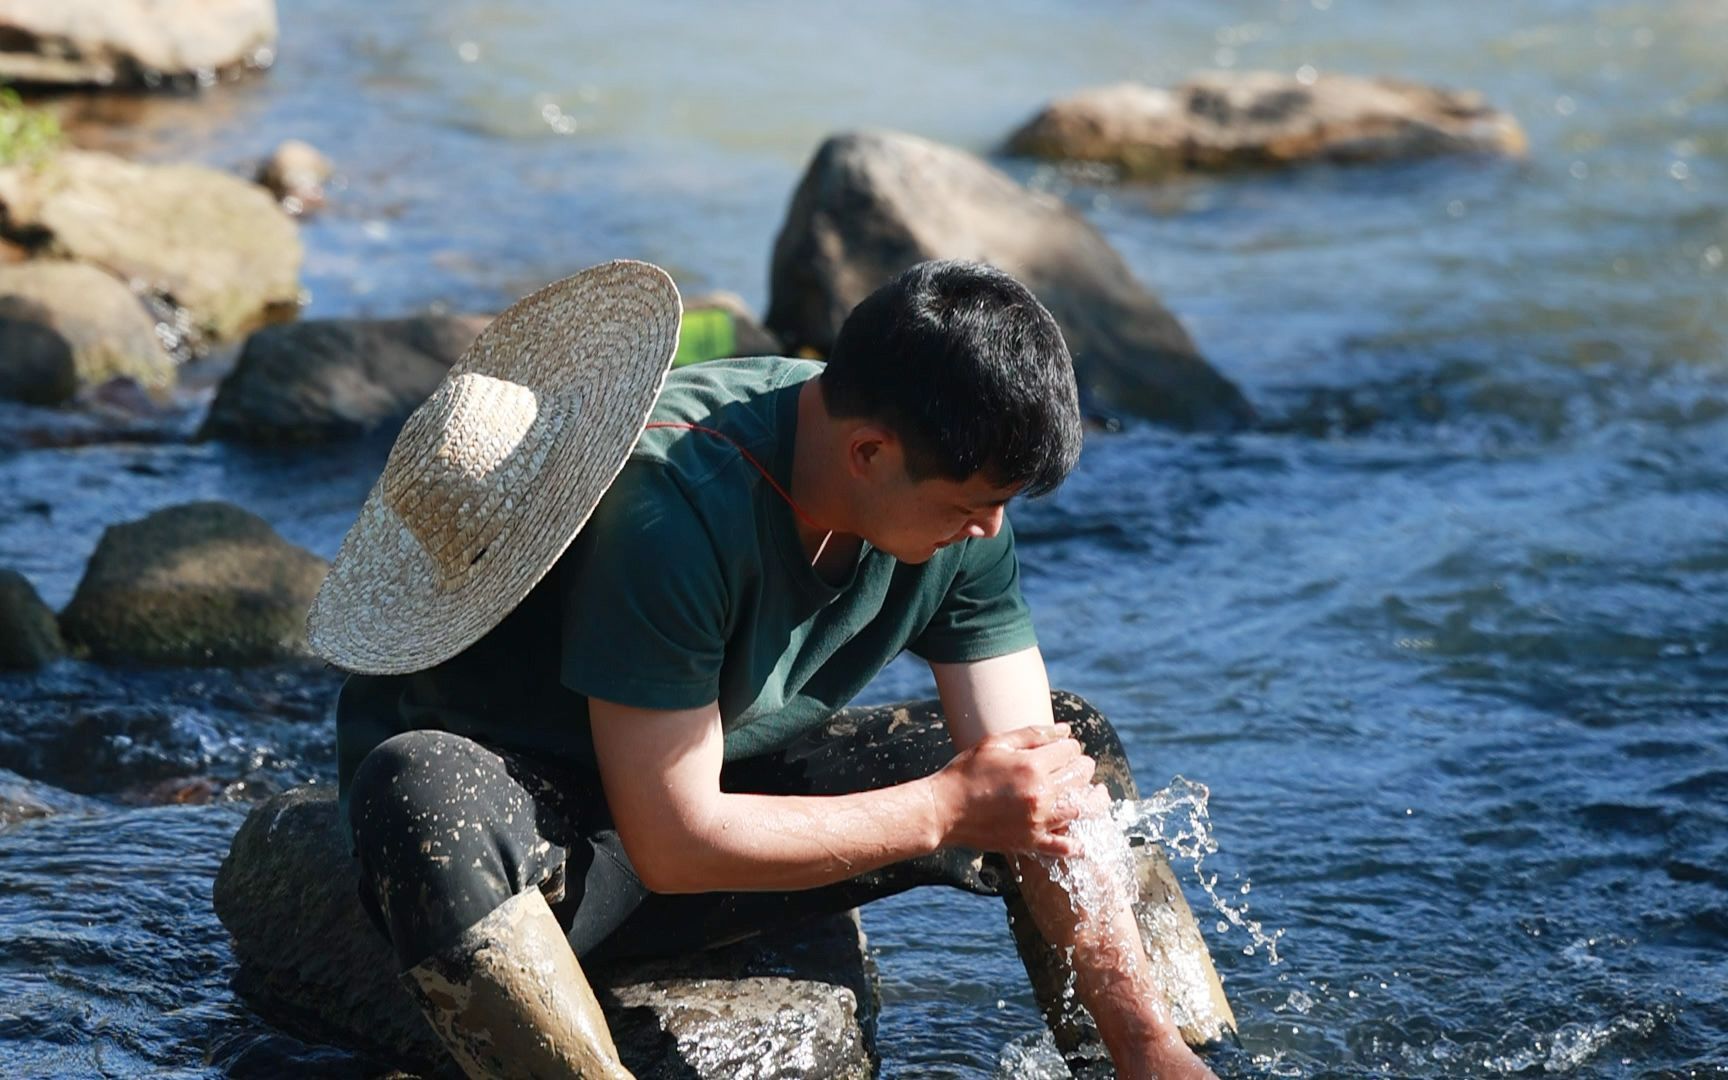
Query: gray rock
213 786 880 1079
765 131 1252 430
256 138 333 215
0 568 64 670
0 150 302 341
0 0 277 89
59 501 327 666
0 262 177 400
199 315 489 444
1007 72 1527 177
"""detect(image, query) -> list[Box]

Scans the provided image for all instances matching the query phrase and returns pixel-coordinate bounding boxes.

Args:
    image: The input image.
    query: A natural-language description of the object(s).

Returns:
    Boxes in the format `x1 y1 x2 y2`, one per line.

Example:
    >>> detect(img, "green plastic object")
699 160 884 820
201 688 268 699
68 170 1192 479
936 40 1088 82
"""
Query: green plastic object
673 308 737 368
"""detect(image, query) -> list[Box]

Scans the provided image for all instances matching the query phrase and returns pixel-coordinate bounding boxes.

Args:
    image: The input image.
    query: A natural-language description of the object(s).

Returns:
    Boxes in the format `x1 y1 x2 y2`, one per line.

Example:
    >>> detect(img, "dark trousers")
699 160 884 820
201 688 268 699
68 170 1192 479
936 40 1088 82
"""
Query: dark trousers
342 680 1139 974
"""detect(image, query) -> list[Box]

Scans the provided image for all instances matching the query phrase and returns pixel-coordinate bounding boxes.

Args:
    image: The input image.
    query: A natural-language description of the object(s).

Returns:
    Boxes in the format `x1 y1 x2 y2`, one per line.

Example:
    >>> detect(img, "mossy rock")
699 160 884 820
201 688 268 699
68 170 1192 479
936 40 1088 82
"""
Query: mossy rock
60 501 327 665
0 569 64 670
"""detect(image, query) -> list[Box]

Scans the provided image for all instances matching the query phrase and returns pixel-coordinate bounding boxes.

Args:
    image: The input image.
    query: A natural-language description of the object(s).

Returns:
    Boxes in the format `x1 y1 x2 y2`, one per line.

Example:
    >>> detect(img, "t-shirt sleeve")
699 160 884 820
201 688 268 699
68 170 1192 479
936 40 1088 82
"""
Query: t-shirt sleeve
559 460 729 709
908 513 1039 664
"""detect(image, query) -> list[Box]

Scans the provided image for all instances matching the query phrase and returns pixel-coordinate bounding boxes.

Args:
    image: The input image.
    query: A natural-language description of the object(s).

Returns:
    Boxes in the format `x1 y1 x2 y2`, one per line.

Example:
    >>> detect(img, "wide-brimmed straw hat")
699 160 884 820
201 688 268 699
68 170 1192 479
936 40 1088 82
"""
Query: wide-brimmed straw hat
307 259 681 674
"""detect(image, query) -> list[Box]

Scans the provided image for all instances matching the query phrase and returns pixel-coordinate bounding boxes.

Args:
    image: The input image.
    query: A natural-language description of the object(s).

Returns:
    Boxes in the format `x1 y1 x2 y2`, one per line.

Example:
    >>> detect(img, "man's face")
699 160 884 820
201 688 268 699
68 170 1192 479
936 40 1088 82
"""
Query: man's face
861 459 1021 564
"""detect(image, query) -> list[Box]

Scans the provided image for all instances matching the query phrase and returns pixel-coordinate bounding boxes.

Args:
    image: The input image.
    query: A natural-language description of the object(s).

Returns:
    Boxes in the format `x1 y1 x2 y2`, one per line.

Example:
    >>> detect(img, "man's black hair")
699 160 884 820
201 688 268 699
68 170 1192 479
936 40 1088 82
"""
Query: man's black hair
819 260 1082 498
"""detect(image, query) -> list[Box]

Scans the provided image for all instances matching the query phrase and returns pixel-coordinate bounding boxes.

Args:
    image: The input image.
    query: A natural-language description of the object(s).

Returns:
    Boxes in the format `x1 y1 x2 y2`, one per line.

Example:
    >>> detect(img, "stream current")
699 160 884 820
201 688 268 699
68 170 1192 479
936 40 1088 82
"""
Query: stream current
3 1 1726 1075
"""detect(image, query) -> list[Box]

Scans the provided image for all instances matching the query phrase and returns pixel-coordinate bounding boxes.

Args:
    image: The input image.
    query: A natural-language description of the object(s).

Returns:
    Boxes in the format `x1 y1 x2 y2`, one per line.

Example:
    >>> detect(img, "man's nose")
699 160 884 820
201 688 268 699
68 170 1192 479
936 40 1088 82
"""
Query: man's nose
965 506 1005 540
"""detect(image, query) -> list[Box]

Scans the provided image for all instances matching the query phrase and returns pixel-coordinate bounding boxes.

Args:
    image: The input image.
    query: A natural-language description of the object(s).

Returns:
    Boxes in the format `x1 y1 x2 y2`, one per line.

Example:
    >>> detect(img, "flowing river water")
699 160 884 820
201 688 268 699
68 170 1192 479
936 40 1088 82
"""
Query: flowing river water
2 1 1726 1076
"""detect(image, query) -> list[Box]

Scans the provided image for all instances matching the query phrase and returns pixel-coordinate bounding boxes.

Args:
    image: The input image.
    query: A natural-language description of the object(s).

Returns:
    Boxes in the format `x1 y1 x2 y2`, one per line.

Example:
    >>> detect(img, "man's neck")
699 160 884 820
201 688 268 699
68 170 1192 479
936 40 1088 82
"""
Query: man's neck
791 379 857 564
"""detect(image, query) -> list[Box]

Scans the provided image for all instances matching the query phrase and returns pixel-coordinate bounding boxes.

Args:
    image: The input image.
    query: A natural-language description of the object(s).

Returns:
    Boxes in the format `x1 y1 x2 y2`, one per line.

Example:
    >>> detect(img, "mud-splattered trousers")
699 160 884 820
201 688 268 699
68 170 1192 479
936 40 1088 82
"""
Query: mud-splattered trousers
343 676 1140 977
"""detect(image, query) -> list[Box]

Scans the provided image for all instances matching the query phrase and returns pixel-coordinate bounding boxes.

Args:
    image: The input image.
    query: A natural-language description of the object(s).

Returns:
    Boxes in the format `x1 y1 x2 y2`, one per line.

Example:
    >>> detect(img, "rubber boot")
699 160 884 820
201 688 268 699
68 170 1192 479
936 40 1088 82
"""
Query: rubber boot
401 887 635 1080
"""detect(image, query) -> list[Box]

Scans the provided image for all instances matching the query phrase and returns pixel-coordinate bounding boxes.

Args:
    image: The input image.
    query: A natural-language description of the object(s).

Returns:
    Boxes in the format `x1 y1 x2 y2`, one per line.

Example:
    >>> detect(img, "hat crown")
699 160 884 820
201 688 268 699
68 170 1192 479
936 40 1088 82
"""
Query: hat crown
381 372 563 590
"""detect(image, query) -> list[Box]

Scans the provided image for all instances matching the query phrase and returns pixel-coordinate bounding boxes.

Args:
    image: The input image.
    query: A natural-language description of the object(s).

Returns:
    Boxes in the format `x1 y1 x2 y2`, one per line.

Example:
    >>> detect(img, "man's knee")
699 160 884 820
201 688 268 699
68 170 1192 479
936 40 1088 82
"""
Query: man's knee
1050 690 1138 801
351 730 467 841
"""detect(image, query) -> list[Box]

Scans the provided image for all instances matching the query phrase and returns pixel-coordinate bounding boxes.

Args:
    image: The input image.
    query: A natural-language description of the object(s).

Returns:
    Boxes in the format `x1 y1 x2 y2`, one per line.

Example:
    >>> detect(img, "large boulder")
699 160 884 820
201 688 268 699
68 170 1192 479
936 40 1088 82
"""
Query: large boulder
0 150 302 341
213 785 879 1079
765 131 1252 430
1006 72 1527 177
0 0 277 89
59 501 327 665
200 315 488 444
0 262 176 402
0 568 64 670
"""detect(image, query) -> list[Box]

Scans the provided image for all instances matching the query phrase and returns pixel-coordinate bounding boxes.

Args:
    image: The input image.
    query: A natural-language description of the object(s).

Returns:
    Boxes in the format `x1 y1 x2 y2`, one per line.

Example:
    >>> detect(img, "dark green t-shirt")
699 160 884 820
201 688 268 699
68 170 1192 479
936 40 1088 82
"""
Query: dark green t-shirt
338 356 1037 789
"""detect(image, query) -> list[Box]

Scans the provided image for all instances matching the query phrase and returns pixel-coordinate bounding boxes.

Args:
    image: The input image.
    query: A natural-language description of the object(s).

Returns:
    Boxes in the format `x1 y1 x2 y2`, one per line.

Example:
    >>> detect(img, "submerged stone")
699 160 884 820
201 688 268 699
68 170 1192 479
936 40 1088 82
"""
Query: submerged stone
213 786 880 1079
0 767 93 829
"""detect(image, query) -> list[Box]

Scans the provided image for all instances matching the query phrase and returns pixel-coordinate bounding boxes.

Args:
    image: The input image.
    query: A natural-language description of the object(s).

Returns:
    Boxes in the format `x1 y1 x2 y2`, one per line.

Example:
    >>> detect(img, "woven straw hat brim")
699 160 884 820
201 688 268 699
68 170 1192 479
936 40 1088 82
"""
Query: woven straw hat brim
306 260 681 674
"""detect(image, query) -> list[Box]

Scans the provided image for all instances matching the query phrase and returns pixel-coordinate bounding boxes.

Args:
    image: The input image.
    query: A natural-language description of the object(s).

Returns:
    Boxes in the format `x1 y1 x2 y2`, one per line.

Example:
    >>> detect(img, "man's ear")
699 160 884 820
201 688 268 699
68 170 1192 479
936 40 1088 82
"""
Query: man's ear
846 424 895 479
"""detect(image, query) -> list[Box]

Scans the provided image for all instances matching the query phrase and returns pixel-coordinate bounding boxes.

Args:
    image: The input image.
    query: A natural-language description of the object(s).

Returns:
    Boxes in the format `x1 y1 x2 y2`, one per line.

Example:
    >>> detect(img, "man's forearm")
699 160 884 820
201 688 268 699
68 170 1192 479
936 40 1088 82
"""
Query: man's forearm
1013 851 1211 1080
629 780 946 894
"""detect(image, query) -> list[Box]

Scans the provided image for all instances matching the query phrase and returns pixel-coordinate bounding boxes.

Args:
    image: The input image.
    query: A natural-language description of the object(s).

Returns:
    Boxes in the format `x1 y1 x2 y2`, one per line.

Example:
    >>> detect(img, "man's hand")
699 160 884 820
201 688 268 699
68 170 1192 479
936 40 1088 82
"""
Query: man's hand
929 723 1105 858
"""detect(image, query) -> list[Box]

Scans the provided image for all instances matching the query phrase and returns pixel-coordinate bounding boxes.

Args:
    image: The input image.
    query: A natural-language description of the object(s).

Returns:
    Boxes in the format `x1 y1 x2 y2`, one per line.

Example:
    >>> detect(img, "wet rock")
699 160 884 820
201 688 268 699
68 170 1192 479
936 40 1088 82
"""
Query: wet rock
59 501 328 665
765 131 1252 430
0 262 176 402
214 786 880 1079
120 774 226 806
0 150 302 341
0 767 95 829
256 139 333 215
1006 72 1527 177
0 568 64 670
0 0 277 90
681 292 783 362
199 314 489 444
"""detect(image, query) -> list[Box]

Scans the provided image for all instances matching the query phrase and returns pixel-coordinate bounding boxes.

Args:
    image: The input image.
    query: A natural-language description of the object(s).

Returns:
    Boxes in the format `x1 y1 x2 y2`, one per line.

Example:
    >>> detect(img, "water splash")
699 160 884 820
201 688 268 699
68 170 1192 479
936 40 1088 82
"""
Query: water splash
1113 776 1285 967
1028 776 1281 1042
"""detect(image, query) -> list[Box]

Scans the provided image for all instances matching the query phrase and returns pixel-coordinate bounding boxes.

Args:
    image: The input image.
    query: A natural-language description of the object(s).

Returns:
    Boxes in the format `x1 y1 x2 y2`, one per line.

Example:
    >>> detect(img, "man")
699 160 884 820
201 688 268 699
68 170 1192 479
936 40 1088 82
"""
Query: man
310 258 1221 1079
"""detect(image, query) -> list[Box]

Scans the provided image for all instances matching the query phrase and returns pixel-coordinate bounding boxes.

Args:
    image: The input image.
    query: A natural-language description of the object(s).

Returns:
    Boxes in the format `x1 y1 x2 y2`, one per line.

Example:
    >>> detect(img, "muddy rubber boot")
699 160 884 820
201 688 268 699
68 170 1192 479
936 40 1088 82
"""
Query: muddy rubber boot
401 887 635 1080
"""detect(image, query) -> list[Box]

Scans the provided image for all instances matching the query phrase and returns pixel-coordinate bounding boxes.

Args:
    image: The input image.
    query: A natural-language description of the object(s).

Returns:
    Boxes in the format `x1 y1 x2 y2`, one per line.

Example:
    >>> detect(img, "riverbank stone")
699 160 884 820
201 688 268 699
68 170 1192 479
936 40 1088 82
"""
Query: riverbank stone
0 0 277 89
0 569 64 670
1006 72 1528 177
59 501 327 665
765 130 1252 430
0 150 302 341
0 262 177 402
256 139 333 215
214 785 880 1079
199 314 488 444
